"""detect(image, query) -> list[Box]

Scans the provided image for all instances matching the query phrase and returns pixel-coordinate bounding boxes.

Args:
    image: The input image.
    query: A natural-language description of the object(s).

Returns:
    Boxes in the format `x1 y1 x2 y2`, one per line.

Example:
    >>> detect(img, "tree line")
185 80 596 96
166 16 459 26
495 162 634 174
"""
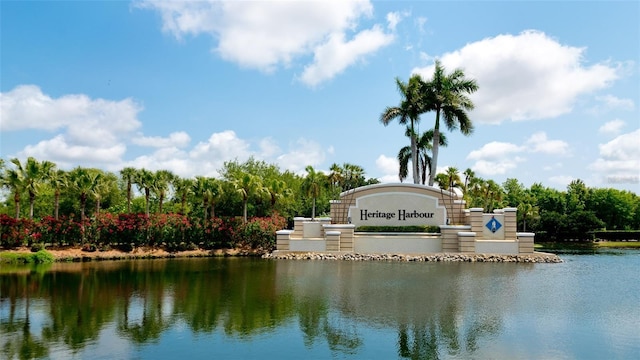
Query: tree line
0 157 379 249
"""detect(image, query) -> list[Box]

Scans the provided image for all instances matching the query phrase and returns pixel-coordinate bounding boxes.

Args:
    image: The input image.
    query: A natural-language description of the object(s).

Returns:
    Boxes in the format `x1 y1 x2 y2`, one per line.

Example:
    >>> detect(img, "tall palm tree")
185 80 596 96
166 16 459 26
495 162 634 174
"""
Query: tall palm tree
341 163 365 190
380 75 425 184
301 166 326 220
462 168 476 204
328 163 344 197
204 178 222 219
193 176 211 220
397 129 447 184
134 169 154 216
266 178 290 208
422 60 478 186
3 165 25 219
173 177 193 215
48 169 69 220
232 171 265 223
120 167 137 213
9 157 55 219
93 173 116 216
69 168 102 222
151 170 175 214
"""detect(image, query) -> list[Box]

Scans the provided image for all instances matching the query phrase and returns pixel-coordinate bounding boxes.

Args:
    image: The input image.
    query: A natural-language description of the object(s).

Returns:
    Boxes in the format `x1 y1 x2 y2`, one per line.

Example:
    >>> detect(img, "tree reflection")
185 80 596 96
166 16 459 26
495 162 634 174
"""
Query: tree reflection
1 259 510 358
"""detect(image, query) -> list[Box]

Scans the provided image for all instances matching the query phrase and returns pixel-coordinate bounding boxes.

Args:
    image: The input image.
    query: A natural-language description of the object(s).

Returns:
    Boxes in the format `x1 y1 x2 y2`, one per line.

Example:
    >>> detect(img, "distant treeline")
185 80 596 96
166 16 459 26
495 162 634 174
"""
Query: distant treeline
1 157 638 249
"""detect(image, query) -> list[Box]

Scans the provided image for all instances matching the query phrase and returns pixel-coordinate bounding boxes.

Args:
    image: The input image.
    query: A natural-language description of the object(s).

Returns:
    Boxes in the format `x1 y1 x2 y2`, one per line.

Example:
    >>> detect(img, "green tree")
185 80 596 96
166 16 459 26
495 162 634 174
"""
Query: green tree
3 162 26 219
398 129 447 184
231 171 265 223
422 60 478 186
69 167 102 222
48 169 69 220
380 75 425 184
8 157 55 219
120 167 137 214
151 170 175 214
134 169 154 216
301 166 326 220
173 177 193 215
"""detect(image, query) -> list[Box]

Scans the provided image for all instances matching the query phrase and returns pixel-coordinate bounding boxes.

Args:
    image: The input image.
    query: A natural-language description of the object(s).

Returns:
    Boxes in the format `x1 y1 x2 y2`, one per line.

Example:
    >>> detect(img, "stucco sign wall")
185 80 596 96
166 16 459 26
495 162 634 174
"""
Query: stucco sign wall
348 192 447 227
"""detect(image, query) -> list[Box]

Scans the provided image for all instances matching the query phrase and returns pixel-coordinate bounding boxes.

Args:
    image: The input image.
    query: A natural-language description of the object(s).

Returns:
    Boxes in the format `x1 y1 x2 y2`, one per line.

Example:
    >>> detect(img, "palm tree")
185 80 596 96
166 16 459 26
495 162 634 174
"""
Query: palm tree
193 176 211 220
69 168 102 222
93 173 116 216
3 165 25 219
462 169 474 197
173 177 193 215
422 60 478 186
134 169 154 216
9 157 55 219
380 75 426 184
232 171 265 223
120 167 137 213
266 178 290 208
48 169 69 220
301 166 326 220
151 170 175 213
328 163 344 197
205 178 222 219
483 180 504 213
341 163 365 190
398 129 447 184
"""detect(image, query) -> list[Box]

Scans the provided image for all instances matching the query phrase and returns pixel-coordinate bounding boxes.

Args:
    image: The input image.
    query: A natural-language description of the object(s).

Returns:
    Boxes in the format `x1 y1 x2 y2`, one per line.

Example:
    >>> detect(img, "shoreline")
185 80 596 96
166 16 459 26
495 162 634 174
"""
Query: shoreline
1 247 562 263
264 251 563 263
0 246 266 262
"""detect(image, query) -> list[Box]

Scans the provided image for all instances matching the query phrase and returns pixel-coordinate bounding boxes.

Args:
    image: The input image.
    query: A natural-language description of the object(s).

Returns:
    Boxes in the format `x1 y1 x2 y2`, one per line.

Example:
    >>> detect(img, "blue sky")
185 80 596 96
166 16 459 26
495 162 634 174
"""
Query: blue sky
1 0 639 192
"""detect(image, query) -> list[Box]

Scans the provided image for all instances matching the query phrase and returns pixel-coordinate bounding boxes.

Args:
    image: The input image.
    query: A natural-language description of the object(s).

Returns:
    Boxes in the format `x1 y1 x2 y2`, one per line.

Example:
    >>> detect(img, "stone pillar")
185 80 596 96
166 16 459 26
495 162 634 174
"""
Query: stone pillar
503 208 517 240
441 225 471 253
458 231 476 253
325 231 341 252
469 208 484 240
323 224 355 252
452 200 466 225
517 232 535 254
293 217 310 238
276 230 293 251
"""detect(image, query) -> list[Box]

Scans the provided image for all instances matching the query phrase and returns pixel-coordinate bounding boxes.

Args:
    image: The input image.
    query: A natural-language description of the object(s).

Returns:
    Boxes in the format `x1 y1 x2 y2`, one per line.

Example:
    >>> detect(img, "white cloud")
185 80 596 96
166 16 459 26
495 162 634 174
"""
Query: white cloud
19 135 127 168
412 30 622 124
275 138 326 174
549 175 575 187
139 0 393 86
300 25 394 87
466 141 525 176
375 154 399 182
589 129 640 184
0 84 142 133
598 119 626 134
2 85 142 166
596 95 635 111
525 131 570 155
467 141 524 160
133 131 191 148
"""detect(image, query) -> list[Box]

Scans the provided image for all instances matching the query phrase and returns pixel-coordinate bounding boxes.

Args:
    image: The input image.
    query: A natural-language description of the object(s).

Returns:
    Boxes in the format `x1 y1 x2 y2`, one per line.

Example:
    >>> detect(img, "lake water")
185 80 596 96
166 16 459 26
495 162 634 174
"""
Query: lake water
1 250 639 359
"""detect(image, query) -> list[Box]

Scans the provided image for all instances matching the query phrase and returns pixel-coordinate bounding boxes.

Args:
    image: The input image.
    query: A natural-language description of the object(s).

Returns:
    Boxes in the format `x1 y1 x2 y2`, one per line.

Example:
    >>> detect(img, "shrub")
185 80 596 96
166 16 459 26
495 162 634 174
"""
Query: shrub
356 225 440 233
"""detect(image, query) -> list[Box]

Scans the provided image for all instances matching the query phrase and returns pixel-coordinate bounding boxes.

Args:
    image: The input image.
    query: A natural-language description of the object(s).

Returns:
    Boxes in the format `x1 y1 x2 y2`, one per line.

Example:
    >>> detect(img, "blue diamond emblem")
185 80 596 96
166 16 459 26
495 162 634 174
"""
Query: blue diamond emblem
486 217 502 233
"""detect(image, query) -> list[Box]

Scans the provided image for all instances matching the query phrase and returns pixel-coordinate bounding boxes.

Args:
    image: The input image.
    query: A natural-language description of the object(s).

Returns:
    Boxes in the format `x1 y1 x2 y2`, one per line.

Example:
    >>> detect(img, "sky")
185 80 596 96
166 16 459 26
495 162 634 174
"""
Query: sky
1 0 639 193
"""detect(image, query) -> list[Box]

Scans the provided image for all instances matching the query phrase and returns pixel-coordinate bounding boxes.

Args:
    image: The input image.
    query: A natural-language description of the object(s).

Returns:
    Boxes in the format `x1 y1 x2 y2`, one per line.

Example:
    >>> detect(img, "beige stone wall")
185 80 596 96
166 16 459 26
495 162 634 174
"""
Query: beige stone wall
330 183 465 227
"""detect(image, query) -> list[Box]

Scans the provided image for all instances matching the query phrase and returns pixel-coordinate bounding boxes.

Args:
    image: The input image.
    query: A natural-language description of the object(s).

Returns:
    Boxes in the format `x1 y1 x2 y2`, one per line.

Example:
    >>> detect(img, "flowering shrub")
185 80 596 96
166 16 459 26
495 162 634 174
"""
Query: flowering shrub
0 212 287 252
1 214 36 248
236 213 287 250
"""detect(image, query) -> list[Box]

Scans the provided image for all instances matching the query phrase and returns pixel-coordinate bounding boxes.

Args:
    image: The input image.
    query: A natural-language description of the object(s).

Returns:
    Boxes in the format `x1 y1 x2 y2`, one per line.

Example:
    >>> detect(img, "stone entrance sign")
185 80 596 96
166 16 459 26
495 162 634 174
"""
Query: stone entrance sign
349 192 447 227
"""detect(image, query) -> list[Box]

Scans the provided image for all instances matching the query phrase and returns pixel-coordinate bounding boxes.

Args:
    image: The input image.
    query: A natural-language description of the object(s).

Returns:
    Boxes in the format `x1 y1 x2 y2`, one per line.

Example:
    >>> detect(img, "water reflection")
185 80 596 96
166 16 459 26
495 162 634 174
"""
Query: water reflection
4 256 627 359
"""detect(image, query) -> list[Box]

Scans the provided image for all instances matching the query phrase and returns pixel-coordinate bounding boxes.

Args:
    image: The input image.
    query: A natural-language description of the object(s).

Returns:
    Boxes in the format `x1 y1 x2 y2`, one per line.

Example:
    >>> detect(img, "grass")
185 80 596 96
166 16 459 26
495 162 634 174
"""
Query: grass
594 241 640 248
535 241 640 250
0 250 56 264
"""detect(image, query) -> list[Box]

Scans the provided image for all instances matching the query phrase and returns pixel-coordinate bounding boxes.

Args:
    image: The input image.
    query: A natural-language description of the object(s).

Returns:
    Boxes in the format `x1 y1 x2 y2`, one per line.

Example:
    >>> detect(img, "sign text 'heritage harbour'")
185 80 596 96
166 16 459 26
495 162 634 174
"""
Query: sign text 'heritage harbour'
360 209 435 221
